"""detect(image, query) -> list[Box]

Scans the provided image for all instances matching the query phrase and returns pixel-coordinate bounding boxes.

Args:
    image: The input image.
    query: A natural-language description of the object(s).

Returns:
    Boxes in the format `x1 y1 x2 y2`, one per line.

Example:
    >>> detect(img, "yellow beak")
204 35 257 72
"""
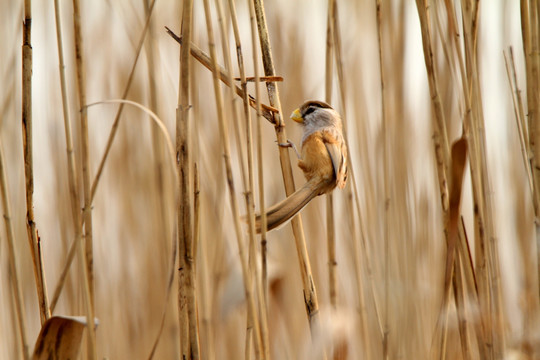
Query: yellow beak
290 108 303 123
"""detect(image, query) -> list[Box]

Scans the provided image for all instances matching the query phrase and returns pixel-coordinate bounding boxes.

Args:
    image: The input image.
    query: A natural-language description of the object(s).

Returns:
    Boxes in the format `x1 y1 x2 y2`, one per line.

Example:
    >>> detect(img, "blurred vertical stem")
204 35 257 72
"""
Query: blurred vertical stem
144 0 171 269
72 2 99 357
252 2 324 348
246 0 269 306
201 0 266 358
22 0 51 325
415 0 452 356
374 0 390 358
177 0 200 358
55 0 79 229
72 0 95 317
0 140 30 360
324 0 337 311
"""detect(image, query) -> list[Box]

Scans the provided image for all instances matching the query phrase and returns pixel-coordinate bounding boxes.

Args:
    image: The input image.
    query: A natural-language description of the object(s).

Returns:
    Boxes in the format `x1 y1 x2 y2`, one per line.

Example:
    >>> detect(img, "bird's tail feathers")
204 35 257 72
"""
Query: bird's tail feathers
253 179 328 233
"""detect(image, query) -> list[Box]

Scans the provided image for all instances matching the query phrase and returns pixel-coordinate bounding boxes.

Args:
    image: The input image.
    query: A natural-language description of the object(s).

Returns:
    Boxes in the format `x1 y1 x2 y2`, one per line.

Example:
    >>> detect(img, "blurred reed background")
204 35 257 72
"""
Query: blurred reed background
1 0 538 359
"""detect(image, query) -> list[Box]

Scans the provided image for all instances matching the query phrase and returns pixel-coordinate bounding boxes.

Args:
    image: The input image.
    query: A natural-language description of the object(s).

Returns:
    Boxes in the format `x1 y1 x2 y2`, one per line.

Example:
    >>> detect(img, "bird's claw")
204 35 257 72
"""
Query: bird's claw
277 139 300 159
277 139 293 148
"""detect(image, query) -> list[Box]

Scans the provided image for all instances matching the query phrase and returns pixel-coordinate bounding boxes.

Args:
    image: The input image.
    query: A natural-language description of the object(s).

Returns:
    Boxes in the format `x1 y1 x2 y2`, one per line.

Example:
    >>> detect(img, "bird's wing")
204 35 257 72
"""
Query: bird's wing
322 130 347 189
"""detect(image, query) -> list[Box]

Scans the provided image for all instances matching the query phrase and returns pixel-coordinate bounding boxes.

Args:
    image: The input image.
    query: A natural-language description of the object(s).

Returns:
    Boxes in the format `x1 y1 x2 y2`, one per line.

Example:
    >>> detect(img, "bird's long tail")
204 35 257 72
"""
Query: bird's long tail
253 179 331 233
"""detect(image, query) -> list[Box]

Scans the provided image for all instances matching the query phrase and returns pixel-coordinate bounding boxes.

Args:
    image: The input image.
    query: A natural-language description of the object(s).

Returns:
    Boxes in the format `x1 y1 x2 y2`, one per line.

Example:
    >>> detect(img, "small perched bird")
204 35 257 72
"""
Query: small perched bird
254 100 348 233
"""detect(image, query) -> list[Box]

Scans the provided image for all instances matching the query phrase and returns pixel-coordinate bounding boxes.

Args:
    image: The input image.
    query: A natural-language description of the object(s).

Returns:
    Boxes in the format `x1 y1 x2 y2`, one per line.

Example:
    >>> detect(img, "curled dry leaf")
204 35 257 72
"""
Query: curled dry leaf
32 316 98 360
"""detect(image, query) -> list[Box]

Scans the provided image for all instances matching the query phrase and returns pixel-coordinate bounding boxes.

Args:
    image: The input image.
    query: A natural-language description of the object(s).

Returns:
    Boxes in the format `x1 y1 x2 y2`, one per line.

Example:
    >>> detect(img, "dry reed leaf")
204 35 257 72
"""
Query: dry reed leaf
445 137 468 283
32 316 98 360
437 137 468 358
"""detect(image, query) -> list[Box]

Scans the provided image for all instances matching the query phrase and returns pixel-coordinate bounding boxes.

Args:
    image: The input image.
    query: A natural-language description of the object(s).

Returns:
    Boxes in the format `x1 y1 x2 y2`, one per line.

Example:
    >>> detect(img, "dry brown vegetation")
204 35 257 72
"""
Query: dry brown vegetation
1 0 539 359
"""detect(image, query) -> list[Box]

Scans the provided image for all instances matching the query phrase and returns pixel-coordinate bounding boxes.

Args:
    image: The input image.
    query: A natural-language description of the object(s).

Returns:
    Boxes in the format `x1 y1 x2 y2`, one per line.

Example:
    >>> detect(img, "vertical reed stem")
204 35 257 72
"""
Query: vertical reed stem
246 0 268 308
325 0 338 311
22 0 51 325
71 3 99 357
177 0 200 358
374 0 390 357
72 0 95 318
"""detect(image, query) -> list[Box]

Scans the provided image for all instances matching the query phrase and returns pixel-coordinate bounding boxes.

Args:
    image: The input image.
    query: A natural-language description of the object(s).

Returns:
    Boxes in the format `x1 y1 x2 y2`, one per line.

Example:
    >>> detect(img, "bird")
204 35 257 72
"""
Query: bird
253 100 348 233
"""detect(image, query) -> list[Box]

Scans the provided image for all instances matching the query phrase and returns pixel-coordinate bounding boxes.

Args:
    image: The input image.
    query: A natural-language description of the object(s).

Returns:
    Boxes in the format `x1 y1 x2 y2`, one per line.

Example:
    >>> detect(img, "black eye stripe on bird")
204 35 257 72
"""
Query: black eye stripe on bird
304 107 316 116
301 100 333 117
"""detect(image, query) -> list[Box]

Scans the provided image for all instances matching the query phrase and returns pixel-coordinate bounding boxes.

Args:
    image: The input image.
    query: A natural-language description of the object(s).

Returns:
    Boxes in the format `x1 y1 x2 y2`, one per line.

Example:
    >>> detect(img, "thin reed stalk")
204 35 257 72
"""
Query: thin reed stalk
72 0 95 315
177 0 200 358
246 0 268 306
374 0 390 357
50 0 82 313
144 0 171 274
504 48 534 197
201 0 265 358
54 0 79 227
0 140 29 360
324 0 337 311
22 0 50 325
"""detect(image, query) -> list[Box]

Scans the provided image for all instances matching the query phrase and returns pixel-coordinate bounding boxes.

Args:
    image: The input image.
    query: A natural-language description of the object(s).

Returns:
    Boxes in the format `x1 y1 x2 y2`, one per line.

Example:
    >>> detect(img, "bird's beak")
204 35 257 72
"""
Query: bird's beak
290 108 303 123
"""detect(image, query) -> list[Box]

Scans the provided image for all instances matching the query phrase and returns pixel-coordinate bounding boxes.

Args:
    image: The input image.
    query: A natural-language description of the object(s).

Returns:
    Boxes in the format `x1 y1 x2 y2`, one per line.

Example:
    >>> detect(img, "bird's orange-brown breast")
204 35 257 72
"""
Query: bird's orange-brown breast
297 132 336 189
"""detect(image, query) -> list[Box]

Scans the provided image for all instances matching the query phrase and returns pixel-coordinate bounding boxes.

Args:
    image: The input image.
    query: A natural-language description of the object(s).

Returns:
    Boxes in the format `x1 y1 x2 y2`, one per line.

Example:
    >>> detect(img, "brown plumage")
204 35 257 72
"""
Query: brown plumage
254 100 348 233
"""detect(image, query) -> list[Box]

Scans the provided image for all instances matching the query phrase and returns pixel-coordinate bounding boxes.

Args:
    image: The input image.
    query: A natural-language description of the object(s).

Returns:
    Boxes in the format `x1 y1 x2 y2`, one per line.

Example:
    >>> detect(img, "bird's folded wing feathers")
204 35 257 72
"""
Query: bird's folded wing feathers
322 131 347 189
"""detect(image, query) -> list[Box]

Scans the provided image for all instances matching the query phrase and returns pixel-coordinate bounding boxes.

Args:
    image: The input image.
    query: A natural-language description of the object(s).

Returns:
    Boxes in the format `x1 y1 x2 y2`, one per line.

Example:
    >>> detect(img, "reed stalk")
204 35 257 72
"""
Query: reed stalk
374 0 390 357
324 0 337 312
144 0 171 278
177 0 200 358
22 0 50 325
72 0 95 317
246 0 268 308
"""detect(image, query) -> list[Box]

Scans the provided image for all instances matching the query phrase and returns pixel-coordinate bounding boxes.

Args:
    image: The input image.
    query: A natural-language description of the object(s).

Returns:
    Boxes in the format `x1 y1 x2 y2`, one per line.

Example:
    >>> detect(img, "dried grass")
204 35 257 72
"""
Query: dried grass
0 0 538 359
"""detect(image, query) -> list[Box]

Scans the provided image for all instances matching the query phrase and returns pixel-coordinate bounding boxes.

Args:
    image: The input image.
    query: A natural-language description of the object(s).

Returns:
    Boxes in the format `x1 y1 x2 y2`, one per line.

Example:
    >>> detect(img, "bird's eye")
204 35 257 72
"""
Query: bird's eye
304 106 316 116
